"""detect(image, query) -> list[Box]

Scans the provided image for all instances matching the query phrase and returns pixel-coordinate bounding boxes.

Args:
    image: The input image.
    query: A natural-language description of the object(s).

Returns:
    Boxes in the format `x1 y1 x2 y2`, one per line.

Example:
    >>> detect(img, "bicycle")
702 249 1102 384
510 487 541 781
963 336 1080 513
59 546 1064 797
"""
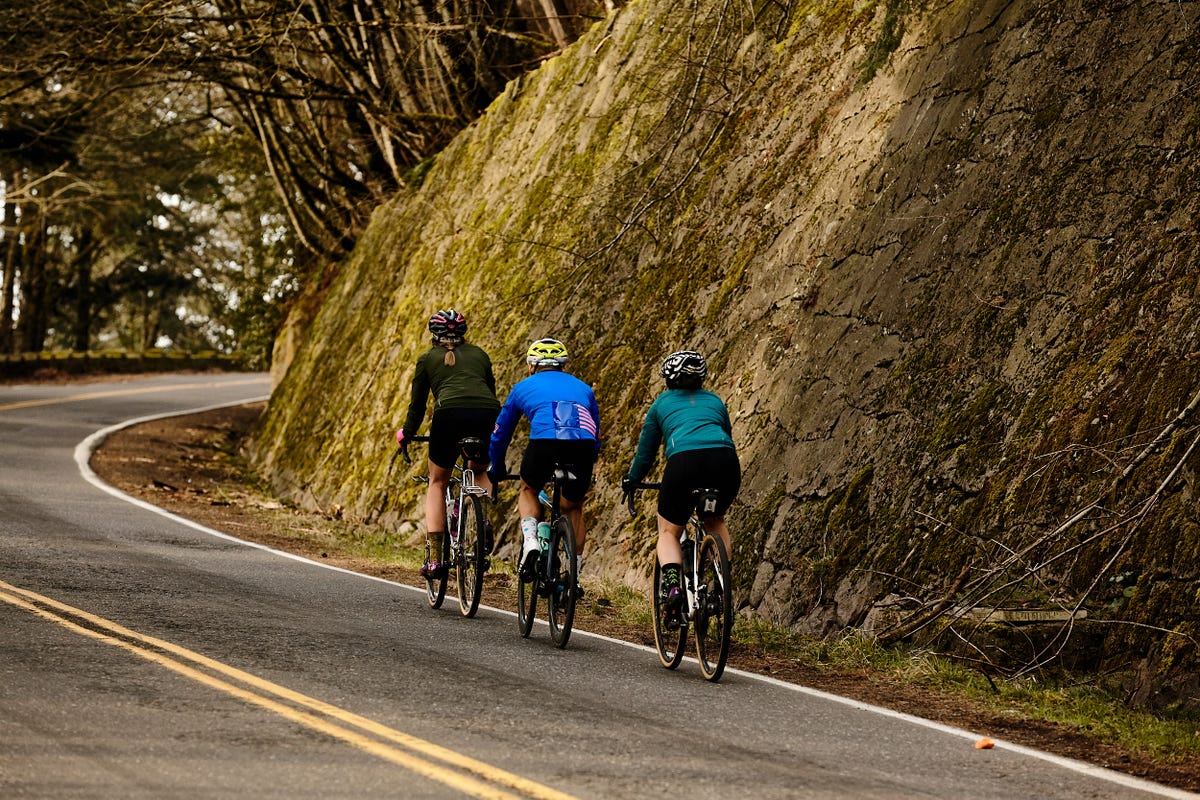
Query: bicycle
398 435 491 617
624 482 734 681
496 466 580 648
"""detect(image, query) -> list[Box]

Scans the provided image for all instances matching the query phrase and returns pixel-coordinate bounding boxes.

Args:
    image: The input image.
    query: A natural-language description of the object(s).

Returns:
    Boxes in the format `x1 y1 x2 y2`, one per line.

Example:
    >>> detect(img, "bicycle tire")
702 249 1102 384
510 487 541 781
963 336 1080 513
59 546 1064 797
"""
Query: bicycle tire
424 532 449 609
547 515 578 648
456 494 486 618
517 529 537 638
694 531 733 681
651 554 687 669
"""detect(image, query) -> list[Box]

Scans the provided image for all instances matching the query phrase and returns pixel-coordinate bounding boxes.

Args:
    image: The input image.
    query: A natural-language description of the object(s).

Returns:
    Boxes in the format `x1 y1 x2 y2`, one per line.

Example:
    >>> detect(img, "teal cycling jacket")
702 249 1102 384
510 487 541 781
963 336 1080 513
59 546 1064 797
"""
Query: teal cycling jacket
626 388 735 482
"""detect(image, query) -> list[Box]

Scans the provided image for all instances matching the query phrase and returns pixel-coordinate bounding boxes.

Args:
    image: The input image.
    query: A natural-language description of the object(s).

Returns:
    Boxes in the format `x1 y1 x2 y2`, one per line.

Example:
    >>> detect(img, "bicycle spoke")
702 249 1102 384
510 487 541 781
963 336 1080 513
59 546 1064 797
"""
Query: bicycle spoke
517 522 537 637
548 516 577 648
652 555 687 669
424 534 448 609
456 495 486 618
695 533 733 681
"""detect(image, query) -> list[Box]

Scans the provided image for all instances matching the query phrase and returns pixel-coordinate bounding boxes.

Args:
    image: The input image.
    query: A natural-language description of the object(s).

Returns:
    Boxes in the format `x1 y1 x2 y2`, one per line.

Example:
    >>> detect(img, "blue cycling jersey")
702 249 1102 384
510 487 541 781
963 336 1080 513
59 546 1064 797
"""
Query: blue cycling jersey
489 370 601 469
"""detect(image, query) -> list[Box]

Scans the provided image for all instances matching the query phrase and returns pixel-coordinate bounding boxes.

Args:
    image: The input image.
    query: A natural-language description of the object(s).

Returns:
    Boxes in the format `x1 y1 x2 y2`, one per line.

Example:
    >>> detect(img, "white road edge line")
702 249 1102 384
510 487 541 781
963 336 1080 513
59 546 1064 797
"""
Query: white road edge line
74 398 1199 800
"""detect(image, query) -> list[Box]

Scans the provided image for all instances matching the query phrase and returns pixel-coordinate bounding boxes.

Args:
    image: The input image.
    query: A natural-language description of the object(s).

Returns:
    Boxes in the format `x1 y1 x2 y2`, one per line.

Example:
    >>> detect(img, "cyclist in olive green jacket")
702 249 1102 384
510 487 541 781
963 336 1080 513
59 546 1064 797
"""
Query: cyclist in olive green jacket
396 309 500 578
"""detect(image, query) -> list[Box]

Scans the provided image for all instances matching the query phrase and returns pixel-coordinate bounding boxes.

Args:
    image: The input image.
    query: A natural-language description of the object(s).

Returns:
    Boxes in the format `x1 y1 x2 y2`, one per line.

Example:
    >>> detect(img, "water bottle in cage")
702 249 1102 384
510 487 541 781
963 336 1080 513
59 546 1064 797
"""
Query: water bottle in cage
681 538 695 573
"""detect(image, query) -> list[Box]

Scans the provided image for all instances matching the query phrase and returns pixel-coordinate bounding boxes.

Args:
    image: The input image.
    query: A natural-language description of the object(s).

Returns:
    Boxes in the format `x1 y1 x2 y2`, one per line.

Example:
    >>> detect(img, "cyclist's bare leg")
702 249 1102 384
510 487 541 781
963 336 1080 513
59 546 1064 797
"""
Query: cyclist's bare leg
700 515 732 556
562 497 587 554
517 480 542 520
656 515 685 565
425 460 452 533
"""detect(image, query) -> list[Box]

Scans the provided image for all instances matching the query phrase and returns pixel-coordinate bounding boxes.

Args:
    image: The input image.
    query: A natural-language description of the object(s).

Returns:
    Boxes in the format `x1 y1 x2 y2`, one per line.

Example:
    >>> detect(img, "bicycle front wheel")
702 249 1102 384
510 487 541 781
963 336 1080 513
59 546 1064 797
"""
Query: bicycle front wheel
456 494 487 618
652 555 686 669
517 528 537 638
424 533 449 609
547 516 578 649
694 532 733 681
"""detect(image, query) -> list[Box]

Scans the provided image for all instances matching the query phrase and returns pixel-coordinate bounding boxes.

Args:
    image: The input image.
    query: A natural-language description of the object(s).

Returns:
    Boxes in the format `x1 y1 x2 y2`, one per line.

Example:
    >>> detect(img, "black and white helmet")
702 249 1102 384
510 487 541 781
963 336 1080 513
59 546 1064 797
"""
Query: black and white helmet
660 350 707 384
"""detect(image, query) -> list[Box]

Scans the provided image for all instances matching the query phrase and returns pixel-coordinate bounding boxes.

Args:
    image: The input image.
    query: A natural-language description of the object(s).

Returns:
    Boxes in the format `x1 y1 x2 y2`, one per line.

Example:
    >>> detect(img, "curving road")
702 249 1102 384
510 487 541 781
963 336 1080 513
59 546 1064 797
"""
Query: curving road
0 374 1194 799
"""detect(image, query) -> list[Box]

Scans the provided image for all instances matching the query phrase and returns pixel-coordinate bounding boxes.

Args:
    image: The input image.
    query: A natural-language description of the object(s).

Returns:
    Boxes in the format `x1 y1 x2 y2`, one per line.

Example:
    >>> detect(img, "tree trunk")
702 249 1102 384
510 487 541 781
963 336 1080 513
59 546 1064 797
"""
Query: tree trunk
0 171 17 355
71 225 96 352
17 208 47 353
534 0 569 48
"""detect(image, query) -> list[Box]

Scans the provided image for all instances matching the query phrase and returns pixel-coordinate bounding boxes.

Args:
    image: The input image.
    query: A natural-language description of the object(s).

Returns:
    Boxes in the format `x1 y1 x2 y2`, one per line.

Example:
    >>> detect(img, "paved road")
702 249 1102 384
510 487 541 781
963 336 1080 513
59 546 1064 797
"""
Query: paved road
0 374 1194 799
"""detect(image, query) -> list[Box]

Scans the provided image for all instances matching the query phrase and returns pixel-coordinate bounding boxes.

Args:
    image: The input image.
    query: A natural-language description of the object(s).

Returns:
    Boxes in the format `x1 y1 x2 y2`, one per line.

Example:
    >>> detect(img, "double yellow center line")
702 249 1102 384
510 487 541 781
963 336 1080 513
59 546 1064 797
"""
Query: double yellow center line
0 579 574 800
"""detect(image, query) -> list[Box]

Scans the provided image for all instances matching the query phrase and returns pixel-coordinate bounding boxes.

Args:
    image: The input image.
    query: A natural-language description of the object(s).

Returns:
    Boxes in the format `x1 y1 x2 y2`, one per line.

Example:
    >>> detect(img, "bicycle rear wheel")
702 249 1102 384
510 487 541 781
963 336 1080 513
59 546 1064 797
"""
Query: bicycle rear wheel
424 532 449 609
651 554 686 669
694 532 733 681
547 516 578 648
456 494 487 618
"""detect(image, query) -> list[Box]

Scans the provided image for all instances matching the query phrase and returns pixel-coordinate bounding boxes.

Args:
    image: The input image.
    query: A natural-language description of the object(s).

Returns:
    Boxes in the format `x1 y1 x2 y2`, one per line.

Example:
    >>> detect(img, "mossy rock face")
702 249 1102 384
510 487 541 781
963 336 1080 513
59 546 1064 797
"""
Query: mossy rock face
252 0 1200 705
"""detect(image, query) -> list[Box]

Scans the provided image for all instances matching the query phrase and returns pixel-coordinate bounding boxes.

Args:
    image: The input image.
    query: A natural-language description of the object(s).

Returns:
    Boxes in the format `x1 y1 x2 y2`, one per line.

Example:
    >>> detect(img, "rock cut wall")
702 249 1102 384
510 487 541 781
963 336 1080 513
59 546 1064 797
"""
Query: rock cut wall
254 0 1200 705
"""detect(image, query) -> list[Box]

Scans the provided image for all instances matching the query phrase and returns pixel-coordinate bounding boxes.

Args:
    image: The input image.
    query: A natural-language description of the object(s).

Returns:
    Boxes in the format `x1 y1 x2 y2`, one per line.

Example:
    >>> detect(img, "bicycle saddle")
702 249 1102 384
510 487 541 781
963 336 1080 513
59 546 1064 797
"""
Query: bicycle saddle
458 437 488 461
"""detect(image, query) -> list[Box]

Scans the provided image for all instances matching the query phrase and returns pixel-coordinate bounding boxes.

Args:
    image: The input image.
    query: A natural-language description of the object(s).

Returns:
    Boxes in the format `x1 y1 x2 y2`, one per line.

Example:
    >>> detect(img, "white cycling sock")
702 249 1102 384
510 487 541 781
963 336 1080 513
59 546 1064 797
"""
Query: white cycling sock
520 516 539 553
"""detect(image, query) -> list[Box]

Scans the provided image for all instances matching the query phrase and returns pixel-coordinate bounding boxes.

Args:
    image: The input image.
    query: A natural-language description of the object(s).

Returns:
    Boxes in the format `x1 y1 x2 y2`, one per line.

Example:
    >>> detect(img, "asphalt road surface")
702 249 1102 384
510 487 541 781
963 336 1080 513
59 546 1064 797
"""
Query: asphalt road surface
1 374 1195 799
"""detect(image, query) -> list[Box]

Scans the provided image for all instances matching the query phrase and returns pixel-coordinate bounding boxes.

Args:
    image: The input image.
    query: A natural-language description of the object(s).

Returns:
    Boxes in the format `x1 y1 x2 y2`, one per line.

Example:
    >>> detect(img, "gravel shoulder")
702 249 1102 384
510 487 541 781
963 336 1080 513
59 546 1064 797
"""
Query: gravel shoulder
87 399 1200 794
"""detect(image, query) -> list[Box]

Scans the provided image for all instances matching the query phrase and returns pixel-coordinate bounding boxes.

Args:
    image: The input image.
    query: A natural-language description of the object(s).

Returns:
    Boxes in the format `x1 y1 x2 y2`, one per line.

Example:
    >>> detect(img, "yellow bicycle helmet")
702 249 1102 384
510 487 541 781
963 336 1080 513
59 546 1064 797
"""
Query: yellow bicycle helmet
526 338 569 367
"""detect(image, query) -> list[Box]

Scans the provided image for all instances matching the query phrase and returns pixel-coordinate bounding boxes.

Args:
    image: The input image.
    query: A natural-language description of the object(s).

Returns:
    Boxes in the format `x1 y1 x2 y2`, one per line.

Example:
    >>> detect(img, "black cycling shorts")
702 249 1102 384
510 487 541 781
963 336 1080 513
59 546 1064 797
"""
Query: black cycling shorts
520 439 597 504
658 447 741 526
428 407 499 469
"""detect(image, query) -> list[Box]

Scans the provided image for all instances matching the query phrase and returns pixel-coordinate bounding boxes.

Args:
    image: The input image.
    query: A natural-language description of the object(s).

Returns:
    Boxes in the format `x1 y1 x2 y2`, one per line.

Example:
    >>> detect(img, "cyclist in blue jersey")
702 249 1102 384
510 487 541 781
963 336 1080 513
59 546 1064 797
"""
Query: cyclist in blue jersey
622 350 740 627
489 338 601 585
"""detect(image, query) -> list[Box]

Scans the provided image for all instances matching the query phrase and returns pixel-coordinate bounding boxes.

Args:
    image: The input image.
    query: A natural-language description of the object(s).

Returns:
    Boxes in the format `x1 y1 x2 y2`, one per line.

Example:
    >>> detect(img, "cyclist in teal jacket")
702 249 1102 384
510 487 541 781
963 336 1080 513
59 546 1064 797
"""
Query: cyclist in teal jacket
622 350 740 626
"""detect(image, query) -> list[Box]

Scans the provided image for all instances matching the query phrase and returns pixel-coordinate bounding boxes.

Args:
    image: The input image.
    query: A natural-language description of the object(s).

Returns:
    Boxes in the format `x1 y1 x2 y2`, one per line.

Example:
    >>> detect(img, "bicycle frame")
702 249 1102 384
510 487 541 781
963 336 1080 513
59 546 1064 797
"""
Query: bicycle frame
447 462 489 538
626 481 733 681
677 488 722 622
499 466 580 648
397 435 491 617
